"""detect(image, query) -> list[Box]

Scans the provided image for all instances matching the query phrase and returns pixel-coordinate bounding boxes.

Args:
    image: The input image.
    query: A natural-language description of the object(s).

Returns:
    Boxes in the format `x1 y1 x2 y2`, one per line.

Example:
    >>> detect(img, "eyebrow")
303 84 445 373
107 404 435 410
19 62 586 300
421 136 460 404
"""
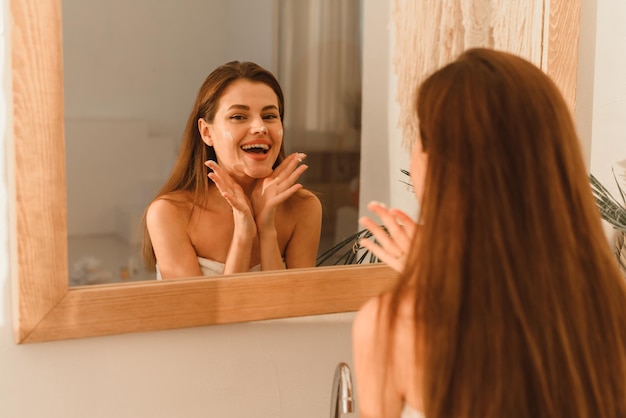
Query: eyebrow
227 104 279 112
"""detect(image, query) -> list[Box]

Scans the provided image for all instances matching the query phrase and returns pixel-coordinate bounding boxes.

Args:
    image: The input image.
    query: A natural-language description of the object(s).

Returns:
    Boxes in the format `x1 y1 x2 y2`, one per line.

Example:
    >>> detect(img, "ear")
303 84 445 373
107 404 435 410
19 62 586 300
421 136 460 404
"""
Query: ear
198 118 214 146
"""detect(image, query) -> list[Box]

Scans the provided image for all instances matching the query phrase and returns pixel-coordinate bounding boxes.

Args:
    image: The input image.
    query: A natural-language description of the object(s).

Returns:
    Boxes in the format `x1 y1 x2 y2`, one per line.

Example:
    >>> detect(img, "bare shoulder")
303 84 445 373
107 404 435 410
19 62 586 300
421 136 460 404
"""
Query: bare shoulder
353 290 419 351
295 188 321 205
146 192 192 226
288 189 322 218
278 189 322 226
352 292 406 417
353 293 391 343
353 289 422 412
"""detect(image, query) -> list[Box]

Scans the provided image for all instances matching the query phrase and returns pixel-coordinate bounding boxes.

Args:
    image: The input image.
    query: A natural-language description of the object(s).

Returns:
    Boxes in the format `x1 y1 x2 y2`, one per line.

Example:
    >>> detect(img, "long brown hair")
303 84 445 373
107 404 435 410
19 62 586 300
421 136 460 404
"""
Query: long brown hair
392 48 626 417
141 61 287 269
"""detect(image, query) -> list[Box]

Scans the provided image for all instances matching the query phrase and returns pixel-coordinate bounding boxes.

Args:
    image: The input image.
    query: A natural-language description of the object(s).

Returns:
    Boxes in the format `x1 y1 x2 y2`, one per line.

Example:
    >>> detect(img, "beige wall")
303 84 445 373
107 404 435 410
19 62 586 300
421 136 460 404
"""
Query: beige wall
588 0 626 186
2 0 625 417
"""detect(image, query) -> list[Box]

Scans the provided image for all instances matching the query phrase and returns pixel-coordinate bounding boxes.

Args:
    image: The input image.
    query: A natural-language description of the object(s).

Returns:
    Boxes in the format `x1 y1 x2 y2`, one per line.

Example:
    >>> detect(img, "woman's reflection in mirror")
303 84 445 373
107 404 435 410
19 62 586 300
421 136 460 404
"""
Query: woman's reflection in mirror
141 61 322 279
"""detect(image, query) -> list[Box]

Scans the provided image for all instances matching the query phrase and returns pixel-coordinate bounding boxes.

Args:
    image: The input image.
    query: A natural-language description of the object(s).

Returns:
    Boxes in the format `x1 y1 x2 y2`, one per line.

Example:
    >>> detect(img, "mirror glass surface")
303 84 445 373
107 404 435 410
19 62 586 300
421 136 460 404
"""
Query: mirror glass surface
63 0 363 286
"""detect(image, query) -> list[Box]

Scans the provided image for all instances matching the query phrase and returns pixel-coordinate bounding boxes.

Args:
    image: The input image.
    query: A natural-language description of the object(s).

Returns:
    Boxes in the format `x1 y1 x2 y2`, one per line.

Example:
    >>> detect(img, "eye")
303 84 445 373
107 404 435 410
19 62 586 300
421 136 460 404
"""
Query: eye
262 113 279 121
229 114 246 121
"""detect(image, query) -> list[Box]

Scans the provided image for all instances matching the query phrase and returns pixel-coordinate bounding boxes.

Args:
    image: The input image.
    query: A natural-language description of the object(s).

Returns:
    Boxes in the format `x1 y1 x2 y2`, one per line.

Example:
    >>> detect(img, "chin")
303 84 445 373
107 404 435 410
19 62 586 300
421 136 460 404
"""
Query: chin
245 166 274 179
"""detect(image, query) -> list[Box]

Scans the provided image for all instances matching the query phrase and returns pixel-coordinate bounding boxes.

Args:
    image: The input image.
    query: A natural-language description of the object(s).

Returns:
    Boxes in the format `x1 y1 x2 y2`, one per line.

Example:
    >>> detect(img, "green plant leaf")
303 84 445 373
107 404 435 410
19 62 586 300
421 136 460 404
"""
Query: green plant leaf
590 173 626 232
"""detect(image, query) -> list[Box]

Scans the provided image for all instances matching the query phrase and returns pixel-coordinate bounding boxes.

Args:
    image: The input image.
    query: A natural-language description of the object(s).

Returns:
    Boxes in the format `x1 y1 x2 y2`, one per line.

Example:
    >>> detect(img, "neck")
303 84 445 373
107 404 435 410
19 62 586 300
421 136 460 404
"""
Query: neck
208 177 259 200
237 177 259 197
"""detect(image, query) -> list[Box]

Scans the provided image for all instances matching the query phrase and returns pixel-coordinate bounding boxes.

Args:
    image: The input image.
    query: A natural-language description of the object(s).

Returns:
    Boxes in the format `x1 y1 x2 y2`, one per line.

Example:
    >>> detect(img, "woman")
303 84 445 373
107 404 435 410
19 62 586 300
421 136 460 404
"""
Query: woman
353 48 626 418
142 61 322 279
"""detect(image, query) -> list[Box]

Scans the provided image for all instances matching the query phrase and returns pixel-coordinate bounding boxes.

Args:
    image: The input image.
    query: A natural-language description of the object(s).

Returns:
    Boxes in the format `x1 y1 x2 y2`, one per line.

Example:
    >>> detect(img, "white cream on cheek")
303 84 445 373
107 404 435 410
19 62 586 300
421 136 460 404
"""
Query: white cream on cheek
222 130 234 141
275 129 284 147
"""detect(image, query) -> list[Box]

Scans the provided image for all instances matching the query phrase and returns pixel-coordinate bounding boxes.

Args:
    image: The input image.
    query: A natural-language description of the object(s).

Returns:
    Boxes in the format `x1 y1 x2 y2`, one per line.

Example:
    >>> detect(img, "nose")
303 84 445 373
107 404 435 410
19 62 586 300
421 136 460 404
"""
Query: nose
250 121 267 134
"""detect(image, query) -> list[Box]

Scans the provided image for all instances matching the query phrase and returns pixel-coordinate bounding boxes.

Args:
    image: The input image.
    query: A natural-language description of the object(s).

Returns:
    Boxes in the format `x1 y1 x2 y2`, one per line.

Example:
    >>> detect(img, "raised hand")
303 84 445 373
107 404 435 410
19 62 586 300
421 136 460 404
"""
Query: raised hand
358 201 417 273
205 160 257 238
251 152 308 230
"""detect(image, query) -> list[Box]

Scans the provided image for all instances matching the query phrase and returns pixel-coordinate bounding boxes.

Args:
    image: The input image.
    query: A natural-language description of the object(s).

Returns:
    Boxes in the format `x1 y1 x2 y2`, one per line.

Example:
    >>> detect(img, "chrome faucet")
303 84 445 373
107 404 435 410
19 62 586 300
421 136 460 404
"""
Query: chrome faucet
330 362 355 417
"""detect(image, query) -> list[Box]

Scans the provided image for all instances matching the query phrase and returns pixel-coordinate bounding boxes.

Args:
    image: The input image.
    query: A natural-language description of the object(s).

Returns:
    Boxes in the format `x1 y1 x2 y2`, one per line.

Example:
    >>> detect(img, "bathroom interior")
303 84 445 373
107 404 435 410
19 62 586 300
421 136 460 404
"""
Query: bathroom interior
4 0 626 417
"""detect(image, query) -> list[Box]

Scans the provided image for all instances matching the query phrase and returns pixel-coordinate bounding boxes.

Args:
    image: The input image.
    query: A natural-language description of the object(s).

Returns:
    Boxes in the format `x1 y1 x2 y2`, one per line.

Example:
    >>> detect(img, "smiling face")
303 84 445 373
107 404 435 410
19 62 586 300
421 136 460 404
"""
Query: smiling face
198 79 283 181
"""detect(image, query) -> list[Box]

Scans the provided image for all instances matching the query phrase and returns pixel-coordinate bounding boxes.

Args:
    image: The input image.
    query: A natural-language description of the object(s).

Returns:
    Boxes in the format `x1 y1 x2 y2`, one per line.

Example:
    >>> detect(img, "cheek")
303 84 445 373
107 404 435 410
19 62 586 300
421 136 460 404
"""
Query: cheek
410 152 428 201
221 130 234 141
271 127 284 149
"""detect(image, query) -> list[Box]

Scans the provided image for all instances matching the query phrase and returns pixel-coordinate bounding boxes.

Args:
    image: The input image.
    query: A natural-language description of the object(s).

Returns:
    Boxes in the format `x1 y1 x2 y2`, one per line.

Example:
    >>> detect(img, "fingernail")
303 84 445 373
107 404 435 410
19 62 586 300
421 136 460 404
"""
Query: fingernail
369 200 387 208
205 160 216 167
296 152 306 162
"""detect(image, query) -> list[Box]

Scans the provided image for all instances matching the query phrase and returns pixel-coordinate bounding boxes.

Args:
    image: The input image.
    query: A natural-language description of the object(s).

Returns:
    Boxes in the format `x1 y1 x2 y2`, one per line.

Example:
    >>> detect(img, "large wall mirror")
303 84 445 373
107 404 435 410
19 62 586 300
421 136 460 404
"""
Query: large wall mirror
11 0 395 344
10 0 579 343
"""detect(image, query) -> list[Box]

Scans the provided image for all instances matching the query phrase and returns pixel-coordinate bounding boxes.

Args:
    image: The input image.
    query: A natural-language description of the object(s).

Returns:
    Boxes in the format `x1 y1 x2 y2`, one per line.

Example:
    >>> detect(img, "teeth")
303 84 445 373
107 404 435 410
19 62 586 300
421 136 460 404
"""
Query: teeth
241 144 270 151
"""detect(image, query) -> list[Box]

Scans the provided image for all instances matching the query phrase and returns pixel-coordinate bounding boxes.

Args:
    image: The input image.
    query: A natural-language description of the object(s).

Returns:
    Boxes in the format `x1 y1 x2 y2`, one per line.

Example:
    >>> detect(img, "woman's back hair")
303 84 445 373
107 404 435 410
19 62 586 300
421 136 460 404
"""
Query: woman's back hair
140 61 287 269
393 48 626 418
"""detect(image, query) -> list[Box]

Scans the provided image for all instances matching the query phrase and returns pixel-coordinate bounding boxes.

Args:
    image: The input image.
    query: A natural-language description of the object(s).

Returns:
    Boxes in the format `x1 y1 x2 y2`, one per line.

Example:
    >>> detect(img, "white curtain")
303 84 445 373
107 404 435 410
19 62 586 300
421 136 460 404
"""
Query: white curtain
278 0 362 152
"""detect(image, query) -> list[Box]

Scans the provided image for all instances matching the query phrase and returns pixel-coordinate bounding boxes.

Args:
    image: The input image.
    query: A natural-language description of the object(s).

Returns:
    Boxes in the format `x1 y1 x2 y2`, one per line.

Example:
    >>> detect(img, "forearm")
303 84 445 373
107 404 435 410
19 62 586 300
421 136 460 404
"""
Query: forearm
223 236 254 275
258 228 285 271
223 213 256 275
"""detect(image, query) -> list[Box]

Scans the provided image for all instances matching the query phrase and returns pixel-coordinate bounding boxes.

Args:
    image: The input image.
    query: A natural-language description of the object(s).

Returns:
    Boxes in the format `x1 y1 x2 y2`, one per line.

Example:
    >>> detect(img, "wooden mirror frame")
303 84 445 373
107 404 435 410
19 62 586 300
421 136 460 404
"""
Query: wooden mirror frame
9 0 397 343
10 0 579 343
